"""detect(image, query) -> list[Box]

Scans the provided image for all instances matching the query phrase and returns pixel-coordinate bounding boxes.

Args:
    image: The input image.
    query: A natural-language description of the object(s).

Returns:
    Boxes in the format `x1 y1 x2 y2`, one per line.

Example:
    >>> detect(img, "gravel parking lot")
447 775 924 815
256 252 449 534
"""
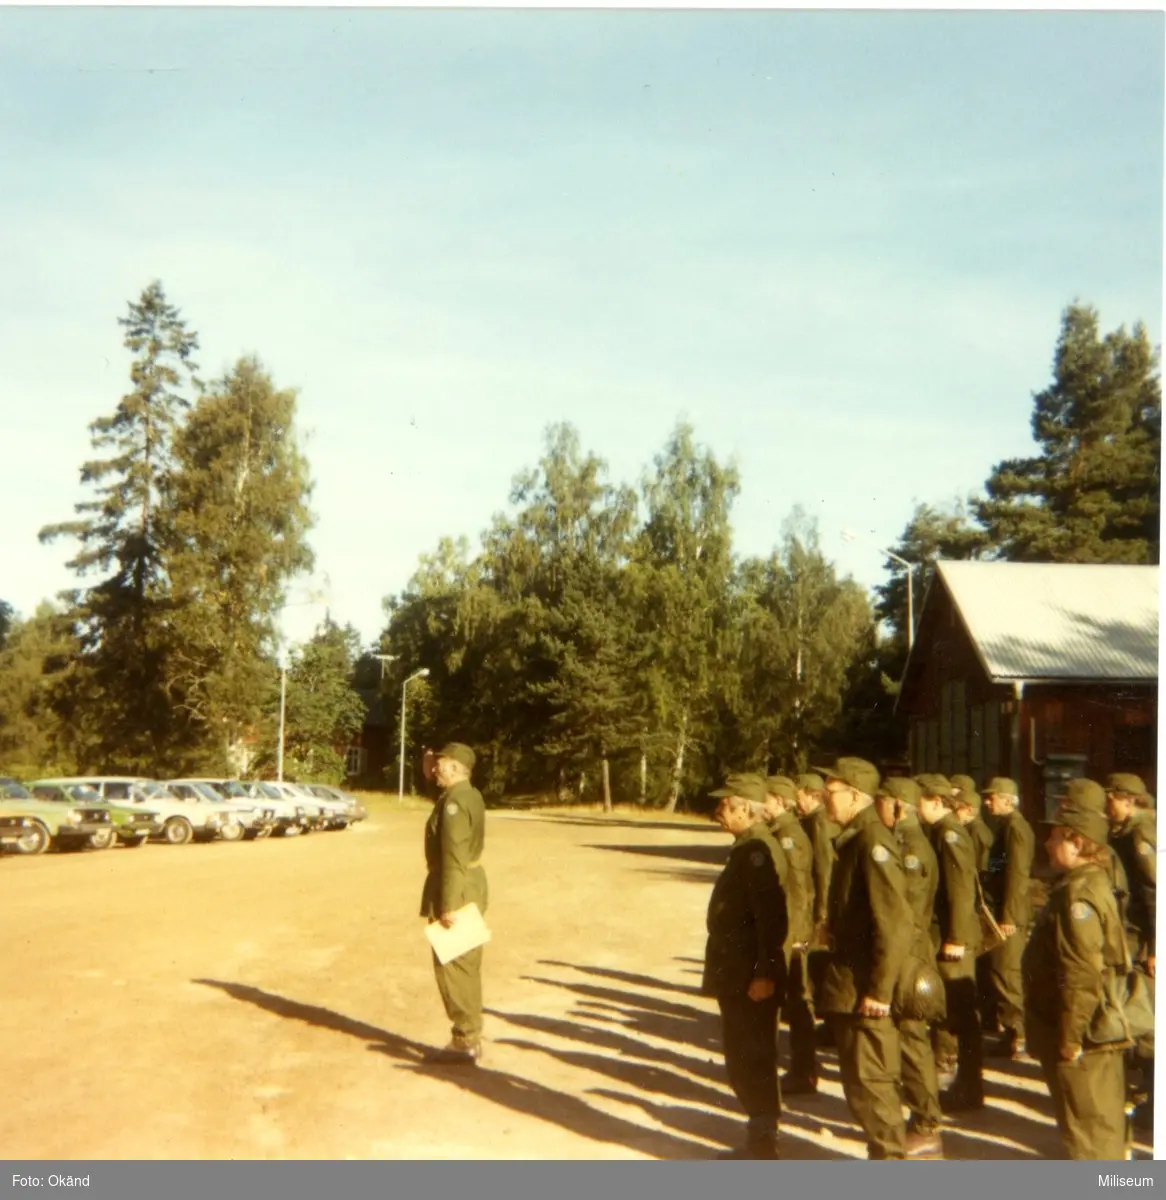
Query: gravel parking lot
2 803 1151 1160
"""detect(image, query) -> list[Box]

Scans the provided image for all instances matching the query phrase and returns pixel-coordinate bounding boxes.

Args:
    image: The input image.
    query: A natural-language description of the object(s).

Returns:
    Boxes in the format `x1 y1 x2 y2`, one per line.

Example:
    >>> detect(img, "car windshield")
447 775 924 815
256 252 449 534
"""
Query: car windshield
256 783 283 799
217 781 248 799
65 786 103 804
1 782 32 799
192 783 227 803
140 782 180 800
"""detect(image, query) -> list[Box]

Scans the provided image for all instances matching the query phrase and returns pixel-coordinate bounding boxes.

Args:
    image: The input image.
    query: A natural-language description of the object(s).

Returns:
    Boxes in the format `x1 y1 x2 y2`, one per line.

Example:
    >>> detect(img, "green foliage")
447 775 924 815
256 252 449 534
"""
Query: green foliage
0 600 11 651
976 303 1161 564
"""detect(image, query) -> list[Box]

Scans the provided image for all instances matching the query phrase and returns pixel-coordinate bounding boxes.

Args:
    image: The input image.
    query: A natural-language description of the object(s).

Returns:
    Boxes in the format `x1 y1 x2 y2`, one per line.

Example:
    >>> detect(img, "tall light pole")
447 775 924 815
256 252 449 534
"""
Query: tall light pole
841 529 919 651
399 668 430 799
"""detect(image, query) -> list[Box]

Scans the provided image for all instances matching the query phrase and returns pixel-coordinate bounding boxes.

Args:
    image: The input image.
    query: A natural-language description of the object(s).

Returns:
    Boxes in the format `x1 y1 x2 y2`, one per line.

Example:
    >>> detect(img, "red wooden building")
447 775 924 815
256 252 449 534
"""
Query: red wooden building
896 562 1158 824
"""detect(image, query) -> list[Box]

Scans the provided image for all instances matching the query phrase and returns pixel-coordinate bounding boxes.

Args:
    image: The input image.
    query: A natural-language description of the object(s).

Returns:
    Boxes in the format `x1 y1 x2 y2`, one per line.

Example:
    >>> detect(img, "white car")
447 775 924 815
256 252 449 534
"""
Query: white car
165 780 276 841
65 777 228 845
306 784 368 824
236 781 314 837
261 782 331 830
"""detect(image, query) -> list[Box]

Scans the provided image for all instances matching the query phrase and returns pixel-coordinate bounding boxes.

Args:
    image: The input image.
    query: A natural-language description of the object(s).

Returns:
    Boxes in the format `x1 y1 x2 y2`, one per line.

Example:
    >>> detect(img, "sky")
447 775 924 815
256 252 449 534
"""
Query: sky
1 8 1162 647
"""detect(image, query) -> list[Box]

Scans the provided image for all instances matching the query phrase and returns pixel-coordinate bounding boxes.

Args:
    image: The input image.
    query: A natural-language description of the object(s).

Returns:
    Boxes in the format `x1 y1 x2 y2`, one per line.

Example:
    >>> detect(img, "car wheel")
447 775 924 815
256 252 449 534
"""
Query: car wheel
164 817 194 845
15 821 51 856
120 835 148 849
219 821 244 842
90 827 117 850
275 823 301 838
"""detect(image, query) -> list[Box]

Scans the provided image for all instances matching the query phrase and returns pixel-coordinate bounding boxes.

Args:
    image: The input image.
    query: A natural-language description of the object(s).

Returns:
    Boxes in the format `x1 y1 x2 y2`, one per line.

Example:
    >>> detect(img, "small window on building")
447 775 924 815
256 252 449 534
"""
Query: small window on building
345 747 365 778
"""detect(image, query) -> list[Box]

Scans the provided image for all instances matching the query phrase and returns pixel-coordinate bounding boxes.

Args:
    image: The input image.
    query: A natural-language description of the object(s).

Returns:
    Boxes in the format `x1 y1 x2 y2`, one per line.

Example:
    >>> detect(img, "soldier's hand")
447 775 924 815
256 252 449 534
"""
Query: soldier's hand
1147 956 1156 979
746 978 776 1002
439 911 457 929
1058 1043 1083 1063
998 924 1017 939
940 942 965 962
857 995 891 1018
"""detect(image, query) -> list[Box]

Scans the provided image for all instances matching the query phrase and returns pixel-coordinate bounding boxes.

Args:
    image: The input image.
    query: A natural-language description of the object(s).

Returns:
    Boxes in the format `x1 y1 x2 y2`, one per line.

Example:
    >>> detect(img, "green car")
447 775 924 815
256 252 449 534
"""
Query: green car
28 781 163 849
0 778 112 855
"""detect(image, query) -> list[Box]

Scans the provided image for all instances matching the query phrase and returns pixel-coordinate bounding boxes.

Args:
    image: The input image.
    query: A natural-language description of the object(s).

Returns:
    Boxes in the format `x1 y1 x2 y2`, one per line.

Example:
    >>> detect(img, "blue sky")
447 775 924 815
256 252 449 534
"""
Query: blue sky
1 9 1162 646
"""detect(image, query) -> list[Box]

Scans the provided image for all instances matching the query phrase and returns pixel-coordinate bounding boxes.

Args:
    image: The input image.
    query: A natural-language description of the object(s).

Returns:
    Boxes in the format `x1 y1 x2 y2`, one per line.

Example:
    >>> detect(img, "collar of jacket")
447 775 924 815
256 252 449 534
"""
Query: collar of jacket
441 778 473 800
733 822 771 847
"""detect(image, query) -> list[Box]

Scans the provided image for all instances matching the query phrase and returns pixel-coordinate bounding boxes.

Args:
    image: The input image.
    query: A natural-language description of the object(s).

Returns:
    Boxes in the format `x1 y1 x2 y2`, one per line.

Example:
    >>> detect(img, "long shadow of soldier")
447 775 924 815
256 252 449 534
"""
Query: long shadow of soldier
193 977 709 1160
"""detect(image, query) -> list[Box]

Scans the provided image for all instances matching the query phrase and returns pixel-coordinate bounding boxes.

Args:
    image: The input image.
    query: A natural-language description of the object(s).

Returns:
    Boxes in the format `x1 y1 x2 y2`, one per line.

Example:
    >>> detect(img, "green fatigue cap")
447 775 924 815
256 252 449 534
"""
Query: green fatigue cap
1046 801 1110 847
765 775 798 804
709 772 767 805
1106 773 1149 799
951 774 982 813
915 773 955 801
437 742 477 771
1064 777 1107 814
796 773 825 793
984 776 1019 799
812 756 880 798
877 776 921 807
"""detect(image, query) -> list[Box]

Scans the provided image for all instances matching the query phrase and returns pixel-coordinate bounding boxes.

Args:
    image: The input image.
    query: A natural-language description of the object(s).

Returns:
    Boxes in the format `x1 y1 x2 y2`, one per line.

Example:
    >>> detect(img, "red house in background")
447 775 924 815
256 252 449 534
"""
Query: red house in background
896 562 1158 825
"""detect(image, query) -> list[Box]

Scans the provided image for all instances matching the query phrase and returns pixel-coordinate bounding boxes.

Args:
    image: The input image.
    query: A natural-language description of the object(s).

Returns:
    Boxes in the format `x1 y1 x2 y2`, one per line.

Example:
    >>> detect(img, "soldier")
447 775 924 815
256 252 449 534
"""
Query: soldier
815 756 914 1159
795 771 840 1043
420 742 488 1065
703 773 788 1159
951 775 992 873
1105 773 1157 1130
916 773 984 1111
979 777 1035 1058
875 777 944 1159
1022 784 1129 1160
763 775 818 1094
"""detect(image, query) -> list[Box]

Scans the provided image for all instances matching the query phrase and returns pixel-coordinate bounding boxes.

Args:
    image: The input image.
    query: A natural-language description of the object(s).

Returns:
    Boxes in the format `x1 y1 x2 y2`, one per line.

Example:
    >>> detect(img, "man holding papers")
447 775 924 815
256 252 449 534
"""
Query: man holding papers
420 742 489 1065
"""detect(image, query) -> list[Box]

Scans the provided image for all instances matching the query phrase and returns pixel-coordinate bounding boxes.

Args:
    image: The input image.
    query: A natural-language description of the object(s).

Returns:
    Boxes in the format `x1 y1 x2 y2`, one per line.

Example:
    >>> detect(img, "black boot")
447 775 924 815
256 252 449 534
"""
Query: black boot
424 1039 482 1066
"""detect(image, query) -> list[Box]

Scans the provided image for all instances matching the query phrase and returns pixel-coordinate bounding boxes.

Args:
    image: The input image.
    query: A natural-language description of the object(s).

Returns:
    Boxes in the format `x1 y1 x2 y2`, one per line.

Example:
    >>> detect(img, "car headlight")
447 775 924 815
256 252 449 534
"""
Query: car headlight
66 810 82 825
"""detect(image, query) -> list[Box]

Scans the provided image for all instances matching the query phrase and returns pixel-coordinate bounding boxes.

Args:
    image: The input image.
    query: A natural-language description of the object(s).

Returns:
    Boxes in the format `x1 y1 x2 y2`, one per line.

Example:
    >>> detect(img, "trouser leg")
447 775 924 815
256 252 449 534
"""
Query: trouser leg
831 1013 907 1159
433 945 484 1043
940 970 982 1098
1032 1027 1126 1160
785 954 818 1081
985 932 1026 1037
718 993 781 1135
899 1018 943 1132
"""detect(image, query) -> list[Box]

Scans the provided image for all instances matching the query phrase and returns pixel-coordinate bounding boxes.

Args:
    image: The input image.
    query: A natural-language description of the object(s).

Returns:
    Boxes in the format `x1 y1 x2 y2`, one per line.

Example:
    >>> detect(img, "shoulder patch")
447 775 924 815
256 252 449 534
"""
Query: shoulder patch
872 844 890 864
904 853 920 870
781 837 794 852
1138 840 1155 858
446 802 459 816
944 829 960 846
750 850 766 867
1070 901 1094 921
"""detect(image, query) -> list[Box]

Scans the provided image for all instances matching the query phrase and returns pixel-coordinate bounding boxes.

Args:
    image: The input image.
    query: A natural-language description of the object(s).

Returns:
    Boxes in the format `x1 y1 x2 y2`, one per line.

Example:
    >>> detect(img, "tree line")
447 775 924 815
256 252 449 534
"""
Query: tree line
0 289 1159 802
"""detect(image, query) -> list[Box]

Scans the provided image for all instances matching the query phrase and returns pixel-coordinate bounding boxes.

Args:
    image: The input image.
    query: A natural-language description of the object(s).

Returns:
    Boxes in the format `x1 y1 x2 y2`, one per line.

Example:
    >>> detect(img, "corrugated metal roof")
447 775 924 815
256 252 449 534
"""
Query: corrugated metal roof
935 561 1159 682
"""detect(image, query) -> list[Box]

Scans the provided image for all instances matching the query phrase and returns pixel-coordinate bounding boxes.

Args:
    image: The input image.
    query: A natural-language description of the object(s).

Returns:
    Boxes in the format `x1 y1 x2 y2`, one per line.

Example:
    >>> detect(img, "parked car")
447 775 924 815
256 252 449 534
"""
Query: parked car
59 777 227 845
236 781 313 836
0 778 111 855
0 814 36 852
305 784 369 824
166 780 276 840
264 782 332 830
29 780 162 849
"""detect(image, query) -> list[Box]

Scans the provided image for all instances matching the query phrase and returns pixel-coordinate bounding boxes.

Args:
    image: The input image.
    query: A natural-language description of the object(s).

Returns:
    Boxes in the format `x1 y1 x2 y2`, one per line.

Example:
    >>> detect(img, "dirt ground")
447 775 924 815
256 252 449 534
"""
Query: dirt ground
2 802 1153 1160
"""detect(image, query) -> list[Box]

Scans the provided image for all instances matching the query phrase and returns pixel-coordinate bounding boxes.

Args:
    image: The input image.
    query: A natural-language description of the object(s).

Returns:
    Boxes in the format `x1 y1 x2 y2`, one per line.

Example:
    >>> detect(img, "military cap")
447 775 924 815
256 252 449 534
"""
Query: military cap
983 776 1019 798
877 776 921 807
1046 801 1109 847
764 775 798 804
436 742 476 770
1064 777 1106 814
950 774 982 813
796 773 825 793
710 772 767 805
1106 773 1149 799
915 773 955 801
812 756 880 798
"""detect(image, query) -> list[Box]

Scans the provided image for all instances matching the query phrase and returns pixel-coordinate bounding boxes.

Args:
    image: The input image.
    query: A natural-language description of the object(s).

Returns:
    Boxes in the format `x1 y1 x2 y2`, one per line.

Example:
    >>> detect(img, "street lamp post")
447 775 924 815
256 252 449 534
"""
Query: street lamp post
399 668 431 800
841 530 918 651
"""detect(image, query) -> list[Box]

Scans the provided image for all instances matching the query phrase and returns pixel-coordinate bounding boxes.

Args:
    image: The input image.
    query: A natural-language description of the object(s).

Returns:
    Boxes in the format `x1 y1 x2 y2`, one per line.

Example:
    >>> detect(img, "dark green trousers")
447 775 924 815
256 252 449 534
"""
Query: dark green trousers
1028 1019 1127 1160
980 929 1027 1035
717 993 781 1129
432 944 484 1044
935 965 983 1097
831 1014 907 1159
785 951 818 1082
899 1018 942 1132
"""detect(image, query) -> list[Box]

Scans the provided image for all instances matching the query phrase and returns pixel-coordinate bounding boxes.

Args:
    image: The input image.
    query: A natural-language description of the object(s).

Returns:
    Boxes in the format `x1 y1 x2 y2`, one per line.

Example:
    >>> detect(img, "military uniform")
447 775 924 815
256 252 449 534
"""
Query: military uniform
1023 795 1129 1160
980 784 1035 1048
766 783 817 1090
799 787 840 1015
817 759 914 1160
421 746 488 1055
895 811 944 1139
925 797 984 1108
703 786 788 1159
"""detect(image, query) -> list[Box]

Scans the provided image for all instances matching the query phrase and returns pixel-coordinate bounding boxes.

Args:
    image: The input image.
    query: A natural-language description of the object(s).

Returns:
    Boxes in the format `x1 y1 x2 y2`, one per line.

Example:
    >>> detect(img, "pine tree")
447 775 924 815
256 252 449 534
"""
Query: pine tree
977 303 1161 563
38 281 200 772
